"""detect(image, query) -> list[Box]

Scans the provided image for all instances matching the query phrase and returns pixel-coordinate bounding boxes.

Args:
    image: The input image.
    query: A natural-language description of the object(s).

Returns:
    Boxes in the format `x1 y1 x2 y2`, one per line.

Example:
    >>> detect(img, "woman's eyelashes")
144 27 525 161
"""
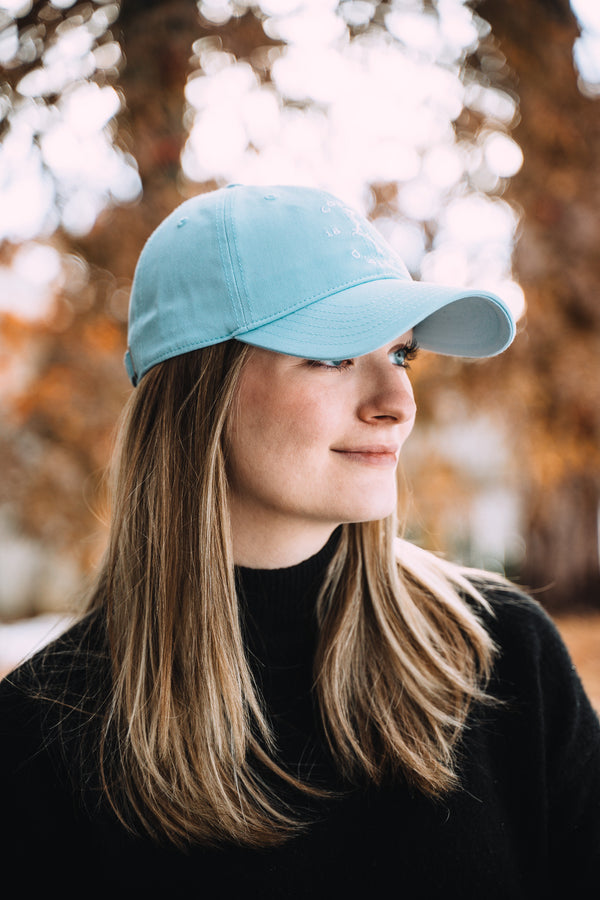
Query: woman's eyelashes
307 339 419 372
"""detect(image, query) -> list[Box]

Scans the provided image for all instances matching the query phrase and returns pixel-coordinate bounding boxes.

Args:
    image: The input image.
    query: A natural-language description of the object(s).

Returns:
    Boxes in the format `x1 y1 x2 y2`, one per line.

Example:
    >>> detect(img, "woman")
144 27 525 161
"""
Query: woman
1 185 599 897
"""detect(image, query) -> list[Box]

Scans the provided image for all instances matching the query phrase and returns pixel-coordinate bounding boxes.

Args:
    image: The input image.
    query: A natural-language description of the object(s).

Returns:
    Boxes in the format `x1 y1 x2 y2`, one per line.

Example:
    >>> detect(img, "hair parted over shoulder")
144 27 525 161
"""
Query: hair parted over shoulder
85 340 501 849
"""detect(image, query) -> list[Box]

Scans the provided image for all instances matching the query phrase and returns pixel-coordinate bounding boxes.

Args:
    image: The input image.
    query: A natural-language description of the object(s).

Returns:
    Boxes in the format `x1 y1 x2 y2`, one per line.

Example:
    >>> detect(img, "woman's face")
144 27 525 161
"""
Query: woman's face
227 334 417 566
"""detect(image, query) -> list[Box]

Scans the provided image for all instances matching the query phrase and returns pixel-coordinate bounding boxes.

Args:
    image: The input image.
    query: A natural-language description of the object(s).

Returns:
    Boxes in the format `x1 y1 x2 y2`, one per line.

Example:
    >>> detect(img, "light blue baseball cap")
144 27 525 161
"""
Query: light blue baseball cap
124 184 516 386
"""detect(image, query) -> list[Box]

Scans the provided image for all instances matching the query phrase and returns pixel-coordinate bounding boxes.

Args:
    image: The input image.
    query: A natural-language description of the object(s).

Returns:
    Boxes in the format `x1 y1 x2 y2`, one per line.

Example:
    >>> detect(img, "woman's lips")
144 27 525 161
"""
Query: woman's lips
332 447 399 467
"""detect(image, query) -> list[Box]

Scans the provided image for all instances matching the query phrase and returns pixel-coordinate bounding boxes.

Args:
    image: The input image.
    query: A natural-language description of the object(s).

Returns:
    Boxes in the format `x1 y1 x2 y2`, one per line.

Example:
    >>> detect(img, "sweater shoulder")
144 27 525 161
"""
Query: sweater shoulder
472 580 600 769
467 579 576 685
474 582 574 670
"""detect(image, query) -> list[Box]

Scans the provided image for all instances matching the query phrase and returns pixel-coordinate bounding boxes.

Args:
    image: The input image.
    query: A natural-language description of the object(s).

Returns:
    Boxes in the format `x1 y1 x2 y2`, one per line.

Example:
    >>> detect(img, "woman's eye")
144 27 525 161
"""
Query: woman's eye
391 349 408 367
390 341 419 368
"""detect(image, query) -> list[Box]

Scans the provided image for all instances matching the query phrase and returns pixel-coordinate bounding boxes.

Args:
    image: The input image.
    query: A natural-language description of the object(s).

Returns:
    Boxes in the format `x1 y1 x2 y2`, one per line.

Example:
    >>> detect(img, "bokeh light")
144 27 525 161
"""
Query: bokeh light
0 0 140 244
571 0 600 96
0 242 62 320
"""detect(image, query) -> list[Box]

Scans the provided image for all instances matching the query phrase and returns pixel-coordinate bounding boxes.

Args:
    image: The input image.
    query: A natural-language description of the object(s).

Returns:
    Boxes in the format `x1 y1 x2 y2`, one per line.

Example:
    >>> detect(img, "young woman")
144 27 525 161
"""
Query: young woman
1 185 599 898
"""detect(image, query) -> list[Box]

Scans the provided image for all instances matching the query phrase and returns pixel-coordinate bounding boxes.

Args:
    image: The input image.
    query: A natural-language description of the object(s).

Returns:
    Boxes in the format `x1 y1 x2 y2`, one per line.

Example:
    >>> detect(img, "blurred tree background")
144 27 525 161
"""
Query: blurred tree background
0 0 599 644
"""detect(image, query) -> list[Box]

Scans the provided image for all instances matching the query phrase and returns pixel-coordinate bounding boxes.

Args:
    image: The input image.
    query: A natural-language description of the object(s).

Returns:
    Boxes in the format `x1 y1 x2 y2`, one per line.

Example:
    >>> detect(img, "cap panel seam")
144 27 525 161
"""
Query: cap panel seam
228 202 253 325
218 189 249 328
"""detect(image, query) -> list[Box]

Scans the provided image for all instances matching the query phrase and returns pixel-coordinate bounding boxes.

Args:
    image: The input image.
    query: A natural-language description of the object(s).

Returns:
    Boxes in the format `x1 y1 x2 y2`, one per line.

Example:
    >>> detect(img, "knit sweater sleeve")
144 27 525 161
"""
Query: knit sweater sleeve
482 588 600 890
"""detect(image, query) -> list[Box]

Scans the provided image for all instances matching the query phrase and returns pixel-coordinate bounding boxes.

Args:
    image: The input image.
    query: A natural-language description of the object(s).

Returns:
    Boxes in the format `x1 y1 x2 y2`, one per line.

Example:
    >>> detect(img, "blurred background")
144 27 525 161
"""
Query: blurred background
0 0 599 706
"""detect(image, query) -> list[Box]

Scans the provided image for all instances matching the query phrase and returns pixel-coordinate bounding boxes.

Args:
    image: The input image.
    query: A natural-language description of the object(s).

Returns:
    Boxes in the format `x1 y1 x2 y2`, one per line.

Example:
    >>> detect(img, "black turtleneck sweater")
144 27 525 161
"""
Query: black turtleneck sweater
235 533 338 788
1 534 599 899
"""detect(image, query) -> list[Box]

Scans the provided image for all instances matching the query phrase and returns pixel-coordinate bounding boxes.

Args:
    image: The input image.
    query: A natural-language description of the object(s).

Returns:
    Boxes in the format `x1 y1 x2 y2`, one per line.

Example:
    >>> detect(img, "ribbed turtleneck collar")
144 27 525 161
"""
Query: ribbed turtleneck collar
235 527 341 632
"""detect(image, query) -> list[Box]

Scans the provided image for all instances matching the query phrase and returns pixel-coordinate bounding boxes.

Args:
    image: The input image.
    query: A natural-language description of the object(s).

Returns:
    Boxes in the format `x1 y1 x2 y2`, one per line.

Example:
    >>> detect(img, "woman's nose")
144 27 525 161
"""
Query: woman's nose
356 366 417 425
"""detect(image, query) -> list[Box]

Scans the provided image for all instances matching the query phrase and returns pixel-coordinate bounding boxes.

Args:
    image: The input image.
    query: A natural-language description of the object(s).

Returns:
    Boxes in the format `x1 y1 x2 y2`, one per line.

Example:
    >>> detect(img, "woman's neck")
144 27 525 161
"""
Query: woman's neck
231 515 340 569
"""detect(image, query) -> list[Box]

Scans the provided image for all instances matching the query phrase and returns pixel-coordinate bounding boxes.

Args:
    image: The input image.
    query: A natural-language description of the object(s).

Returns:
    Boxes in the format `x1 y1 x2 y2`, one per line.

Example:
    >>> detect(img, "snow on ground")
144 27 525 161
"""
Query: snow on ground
0 613 73 677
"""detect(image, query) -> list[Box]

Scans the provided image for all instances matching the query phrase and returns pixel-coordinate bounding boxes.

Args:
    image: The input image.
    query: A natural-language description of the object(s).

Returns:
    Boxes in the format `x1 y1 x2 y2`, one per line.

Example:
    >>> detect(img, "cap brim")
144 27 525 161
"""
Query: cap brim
237 277 516 360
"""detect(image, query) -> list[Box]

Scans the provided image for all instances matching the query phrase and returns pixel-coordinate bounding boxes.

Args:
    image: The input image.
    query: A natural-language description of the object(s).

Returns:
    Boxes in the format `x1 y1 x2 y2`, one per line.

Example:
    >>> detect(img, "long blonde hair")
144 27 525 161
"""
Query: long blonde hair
86 340 499 847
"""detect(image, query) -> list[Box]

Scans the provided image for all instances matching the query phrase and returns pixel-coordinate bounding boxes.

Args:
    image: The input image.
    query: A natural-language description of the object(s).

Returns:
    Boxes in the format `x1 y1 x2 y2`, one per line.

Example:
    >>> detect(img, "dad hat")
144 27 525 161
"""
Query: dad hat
124 184 516 386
